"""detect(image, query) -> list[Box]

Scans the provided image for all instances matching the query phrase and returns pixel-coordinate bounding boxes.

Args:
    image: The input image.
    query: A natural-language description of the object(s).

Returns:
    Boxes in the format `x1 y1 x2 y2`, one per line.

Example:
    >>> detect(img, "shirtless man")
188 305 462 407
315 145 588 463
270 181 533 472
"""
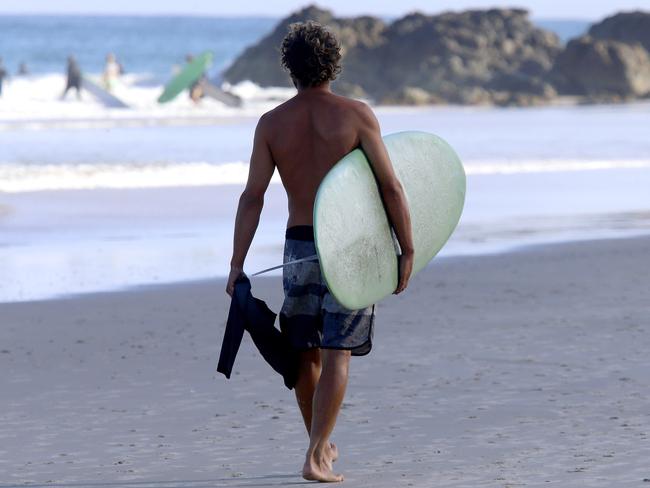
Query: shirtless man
226 21 414 482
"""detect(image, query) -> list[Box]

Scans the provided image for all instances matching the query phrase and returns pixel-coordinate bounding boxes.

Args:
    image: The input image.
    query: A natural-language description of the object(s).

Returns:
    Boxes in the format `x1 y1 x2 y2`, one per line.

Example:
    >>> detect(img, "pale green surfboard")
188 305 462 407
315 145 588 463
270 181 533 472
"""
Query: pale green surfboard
158 51 213 104
313 131 466 310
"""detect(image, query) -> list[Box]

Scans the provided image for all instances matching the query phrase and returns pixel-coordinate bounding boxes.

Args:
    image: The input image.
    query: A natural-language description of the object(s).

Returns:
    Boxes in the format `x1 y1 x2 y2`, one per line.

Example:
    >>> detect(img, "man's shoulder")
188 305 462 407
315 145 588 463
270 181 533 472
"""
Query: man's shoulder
327 92 370 113
257 98 294 126
255 105 283 133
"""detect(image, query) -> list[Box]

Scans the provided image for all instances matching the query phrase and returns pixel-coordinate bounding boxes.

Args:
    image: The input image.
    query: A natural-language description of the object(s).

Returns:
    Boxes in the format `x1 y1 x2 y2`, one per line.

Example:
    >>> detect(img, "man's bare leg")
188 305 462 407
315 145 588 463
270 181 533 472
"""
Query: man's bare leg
302 349 350 482
294 349 338 463
294 349 321 432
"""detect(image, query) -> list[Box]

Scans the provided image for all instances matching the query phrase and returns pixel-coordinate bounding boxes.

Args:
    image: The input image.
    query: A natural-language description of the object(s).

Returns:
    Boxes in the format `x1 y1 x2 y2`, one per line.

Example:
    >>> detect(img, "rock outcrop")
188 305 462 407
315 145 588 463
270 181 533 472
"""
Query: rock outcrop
223 5 561 106
550 11 650 100
342 9 560 105
589 11 650 52
223 5 650 105
553 36 650 99
223 5 386 89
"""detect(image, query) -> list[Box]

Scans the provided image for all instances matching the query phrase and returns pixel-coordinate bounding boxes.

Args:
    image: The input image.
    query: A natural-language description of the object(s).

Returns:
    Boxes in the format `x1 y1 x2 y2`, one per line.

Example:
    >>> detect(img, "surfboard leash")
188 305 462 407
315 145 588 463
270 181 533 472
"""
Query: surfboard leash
250 254 319 277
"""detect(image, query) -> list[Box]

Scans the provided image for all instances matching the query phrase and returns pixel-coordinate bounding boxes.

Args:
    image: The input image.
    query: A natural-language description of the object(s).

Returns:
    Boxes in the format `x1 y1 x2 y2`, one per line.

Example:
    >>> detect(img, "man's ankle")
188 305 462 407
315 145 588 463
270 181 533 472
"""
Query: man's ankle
307 441 329 459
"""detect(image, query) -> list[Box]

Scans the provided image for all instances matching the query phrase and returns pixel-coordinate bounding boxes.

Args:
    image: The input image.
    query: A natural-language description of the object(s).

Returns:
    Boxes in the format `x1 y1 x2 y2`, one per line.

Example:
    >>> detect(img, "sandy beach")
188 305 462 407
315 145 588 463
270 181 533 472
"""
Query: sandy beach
1 235 648 487
3 6 650 487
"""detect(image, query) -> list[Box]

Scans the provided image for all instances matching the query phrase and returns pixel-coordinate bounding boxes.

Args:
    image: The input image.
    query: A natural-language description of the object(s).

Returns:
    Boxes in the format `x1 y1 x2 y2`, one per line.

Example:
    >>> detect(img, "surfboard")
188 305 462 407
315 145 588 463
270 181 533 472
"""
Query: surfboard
202 82 242 107
82 77 129 108
158 52 213 104
313 131 466 310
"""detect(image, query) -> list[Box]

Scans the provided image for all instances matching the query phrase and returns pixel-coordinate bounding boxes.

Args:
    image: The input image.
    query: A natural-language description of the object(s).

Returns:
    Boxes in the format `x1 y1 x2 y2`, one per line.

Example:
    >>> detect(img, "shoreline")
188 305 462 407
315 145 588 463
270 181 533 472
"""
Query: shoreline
2 163 650 304
2 235 648 486
3 231 650 306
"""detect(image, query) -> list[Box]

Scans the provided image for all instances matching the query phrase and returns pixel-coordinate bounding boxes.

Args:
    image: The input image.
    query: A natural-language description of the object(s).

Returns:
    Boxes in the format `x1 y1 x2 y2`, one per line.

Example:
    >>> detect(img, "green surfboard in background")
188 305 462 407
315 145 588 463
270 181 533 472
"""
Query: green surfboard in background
158 51 213 104
313 131 466 310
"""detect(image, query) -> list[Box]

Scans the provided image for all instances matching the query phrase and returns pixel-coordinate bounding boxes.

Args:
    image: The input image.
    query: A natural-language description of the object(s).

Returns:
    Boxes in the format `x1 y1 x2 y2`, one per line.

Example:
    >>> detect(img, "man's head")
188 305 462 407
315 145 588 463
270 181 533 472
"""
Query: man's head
281 21 341 89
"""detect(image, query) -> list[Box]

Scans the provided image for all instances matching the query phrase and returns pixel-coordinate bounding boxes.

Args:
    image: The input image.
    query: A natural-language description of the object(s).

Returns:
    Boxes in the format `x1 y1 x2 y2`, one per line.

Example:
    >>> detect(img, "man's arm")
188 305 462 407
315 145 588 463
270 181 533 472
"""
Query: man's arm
226 115 275 295
357 103 415 294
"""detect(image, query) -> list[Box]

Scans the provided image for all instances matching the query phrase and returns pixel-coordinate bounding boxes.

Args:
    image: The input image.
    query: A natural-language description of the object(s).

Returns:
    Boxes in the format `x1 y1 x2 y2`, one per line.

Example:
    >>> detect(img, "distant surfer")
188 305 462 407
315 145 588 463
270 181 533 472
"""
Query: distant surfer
0 58 8 97
226 21 414 482
61 55 82 100
185 54 206 103
102 53 121 92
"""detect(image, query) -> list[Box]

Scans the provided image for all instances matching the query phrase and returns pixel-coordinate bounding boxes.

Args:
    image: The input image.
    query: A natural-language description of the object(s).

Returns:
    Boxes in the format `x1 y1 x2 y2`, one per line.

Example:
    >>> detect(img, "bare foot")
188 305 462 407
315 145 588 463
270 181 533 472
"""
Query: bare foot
302 451 344 482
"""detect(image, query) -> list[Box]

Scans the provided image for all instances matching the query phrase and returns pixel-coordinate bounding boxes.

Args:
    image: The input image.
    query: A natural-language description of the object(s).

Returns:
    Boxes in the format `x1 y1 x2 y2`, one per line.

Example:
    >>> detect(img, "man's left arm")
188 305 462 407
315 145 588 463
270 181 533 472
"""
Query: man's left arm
226 116 275 295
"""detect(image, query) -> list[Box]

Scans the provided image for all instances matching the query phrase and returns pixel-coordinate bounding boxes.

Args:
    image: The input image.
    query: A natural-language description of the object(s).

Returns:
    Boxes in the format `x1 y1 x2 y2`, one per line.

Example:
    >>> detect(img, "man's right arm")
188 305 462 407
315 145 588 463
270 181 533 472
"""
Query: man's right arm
356 102 415 294
226 114 276 296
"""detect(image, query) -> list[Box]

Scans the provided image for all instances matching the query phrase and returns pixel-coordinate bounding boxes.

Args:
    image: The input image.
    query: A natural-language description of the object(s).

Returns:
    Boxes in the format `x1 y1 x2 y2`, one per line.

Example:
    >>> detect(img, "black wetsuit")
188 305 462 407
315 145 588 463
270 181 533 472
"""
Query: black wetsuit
217 275 299 389
63 61 82 97
0 65 7 96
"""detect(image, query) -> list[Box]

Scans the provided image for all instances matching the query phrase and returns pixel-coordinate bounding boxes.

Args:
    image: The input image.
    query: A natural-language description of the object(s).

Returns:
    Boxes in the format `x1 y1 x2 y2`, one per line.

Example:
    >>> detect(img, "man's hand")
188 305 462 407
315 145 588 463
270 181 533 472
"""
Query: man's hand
394 251 414 294
226 266 244 297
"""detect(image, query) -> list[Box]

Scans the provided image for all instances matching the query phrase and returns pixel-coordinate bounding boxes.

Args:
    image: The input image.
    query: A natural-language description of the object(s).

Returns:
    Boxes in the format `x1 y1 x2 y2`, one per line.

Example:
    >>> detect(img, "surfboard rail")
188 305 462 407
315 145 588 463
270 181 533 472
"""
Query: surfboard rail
82 76 130 109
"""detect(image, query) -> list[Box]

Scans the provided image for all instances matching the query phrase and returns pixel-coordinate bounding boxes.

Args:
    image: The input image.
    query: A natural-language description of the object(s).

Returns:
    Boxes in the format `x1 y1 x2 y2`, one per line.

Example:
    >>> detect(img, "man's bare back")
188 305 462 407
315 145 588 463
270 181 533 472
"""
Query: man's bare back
228 82 414 294
262 89 365 226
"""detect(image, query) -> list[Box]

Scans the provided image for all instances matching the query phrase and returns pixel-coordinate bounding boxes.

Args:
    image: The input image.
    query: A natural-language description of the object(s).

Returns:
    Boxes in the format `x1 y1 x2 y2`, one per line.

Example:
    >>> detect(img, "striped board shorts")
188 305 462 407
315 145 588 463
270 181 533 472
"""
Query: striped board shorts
279 225 375 356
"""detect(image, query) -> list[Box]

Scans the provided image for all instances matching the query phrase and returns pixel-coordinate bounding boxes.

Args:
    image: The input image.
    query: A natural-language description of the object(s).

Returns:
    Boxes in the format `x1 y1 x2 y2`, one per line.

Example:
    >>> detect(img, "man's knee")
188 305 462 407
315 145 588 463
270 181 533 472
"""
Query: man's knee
298 348 322 369
321 349 351 372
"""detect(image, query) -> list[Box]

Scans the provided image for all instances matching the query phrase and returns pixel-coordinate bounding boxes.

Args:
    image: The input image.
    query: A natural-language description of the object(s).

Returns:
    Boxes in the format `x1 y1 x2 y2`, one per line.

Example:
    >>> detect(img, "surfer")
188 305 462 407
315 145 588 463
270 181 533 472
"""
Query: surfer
185 54 206 104
18 62 29 76
0 58 7 97
102 53 121 92
226 21 414 482
61 55 82 100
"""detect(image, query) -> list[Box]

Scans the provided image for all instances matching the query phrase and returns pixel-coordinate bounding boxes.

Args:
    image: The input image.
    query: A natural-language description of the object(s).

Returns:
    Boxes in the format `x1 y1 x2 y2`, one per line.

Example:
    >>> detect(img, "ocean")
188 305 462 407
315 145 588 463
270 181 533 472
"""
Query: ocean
0 15 588 78
1 15 648 303
0 15 277 80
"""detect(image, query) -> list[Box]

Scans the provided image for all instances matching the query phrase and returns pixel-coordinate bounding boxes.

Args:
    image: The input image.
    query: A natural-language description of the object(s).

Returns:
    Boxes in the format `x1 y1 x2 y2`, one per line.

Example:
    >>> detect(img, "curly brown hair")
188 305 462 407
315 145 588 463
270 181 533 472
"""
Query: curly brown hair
281 21 342 88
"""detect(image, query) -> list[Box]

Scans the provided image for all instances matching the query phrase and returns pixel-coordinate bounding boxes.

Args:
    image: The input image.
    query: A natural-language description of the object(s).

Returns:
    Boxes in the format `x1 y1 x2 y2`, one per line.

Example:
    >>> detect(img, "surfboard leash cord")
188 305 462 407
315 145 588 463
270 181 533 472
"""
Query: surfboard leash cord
250 254 319 277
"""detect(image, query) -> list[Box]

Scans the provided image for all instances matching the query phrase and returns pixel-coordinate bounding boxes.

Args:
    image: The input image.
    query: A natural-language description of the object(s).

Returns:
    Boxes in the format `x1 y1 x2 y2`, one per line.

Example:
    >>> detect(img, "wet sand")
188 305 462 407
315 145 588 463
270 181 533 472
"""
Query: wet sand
1 236 649 487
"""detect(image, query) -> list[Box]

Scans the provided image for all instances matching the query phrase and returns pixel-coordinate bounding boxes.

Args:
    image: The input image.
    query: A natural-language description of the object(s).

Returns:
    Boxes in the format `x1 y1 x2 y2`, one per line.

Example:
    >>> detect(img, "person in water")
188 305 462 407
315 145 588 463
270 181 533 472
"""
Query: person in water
17 62 29 76
0 58 8 97
185 54 206 104
61 55 82 100
226 21 414 482
102 53 121 92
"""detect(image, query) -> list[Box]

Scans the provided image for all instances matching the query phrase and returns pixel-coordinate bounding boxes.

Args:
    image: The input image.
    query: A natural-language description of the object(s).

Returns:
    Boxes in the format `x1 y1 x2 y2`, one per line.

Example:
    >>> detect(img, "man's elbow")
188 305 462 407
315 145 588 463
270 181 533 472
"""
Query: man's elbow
239 188 265 209
379 178 404 199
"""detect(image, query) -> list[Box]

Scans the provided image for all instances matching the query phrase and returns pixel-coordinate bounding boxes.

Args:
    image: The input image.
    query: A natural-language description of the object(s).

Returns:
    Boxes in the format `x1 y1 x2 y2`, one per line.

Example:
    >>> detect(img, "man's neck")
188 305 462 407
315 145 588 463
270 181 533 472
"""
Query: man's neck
296 82 332 94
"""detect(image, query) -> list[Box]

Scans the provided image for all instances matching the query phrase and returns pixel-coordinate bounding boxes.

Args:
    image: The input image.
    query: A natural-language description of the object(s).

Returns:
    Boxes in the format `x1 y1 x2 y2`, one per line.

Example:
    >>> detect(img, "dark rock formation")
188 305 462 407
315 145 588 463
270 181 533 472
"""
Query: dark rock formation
223 5 386 89
589 11 650 52
343 9 560 106
223 5 650 105
223 5 561 106
553 36 650 98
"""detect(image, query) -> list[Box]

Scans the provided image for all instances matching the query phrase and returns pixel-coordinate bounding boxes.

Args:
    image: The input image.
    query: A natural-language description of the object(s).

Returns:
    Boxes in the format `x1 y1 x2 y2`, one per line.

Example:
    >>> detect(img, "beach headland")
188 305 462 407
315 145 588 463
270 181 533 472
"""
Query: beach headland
225 6 650 107
2 236 648 486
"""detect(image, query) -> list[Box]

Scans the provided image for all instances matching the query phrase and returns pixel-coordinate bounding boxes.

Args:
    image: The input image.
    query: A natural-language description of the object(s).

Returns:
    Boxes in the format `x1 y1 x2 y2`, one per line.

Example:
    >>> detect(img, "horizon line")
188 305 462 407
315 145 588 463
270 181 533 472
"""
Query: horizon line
0 11 600 22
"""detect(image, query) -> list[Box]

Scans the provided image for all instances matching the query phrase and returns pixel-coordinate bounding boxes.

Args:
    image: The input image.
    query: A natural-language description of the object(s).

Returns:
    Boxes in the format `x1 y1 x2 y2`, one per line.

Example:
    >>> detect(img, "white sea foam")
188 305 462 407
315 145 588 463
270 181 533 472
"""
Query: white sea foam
0 161 274 192
1 159 649 193
463 159 650 175
0 74 295 129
